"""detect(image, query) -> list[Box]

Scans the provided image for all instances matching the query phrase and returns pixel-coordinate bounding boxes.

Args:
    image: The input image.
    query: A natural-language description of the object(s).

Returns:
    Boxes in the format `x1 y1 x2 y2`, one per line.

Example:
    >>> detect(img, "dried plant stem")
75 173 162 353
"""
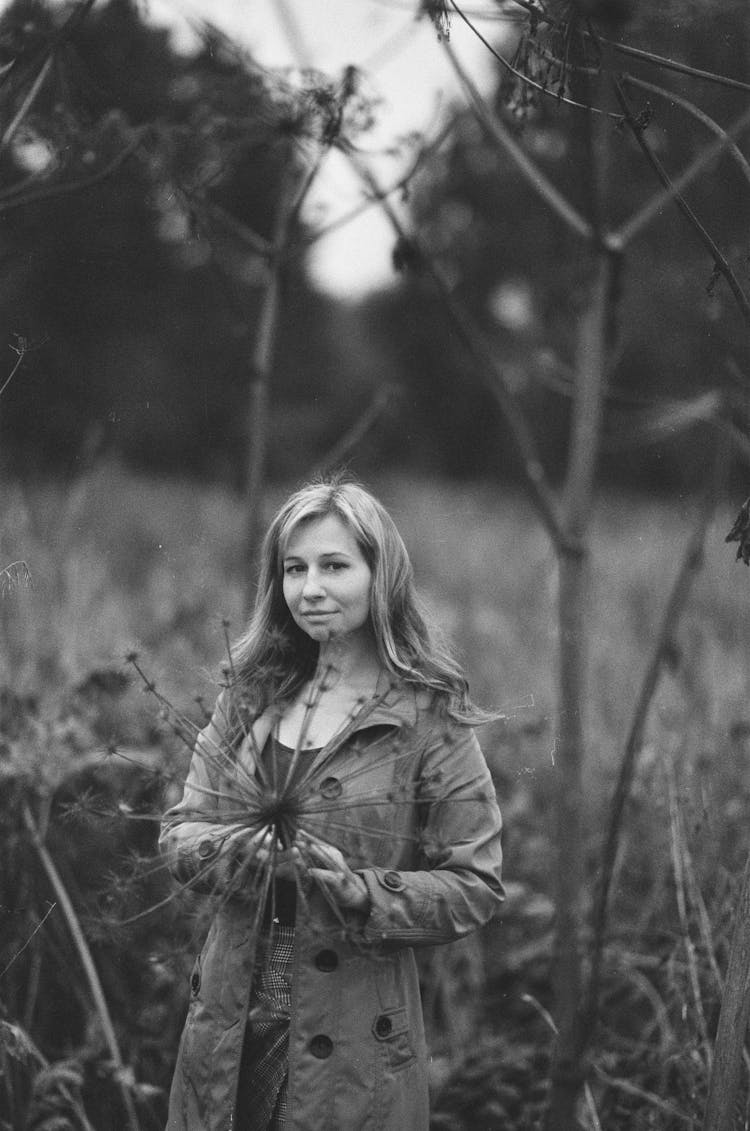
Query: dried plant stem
593 1065 698 1126
0 127 146 215
346 151 564 549
584 466 718 1038
667 767 712 1071
0 55 53 159
612 80 750 324
313 386 394 476
22 803 140 1131
242 156 298 608
703 850 750 1130
621 74 750 188
544 47 616 1130
441 36 594 241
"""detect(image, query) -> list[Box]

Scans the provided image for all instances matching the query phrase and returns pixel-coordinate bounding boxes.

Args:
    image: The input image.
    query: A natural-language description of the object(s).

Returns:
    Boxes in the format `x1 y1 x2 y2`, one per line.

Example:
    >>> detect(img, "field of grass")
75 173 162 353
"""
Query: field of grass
3 463 750 1129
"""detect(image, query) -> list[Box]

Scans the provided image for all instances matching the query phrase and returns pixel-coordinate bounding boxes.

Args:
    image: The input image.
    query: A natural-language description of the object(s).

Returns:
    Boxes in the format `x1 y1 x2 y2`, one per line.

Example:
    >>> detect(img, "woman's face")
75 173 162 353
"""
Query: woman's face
282 513 373 644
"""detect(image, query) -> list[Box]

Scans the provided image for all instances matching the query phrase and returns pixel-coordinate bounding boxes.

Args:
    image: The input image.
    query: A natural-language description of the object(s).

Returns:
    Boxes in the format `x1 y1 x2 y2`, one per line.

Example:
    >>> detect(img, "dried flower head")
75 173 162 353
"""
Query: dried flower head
725 497 750 565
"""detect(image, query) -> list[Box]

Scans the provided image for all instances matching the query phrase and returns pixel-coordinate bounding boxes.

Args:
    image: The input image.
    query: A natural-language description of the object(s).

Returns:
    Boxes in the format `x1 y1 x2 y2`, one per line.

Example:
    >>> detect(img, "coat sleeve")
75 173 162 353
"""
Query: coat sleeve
159 691 247 888
356 721 504 949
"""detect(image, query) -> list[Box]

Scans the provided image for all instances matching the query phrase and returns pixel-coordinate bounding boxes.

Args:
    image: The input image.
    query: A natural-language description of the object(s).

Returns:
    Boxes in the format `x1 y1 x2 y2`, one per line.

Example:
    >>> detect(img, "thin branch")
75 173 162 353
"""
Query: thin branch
448 0 619 118
0 128 147 215
186 196 272 258
0 901 56 978
612 78 750 325
505 2 750 95
345 149 566 548
613 88 750 264
441 36 595 242
583 445 722 1053
597 34 750 96
0 344 27 399
0 54 54 160
620 74 750 189
294 114 458 262
22 803 141 1131
312 386 396 475
243 157 300 608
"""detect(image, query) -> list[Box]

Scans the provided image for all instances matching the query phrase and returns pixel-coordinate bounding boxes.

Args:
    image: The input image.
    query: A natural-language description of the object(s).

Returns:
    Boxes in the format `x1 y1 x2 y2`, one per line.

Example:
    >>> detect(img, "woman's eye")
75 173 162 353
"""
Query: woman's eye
284 564 305 576
325 561 347 571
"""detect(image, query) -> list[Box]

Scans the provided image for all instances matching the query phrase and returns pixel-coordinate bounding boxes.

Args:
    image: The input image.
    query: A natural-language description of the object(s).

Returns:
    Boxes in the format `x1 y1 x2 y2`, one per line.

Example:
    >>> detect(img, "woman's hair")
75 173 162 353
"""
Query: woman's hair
228 476 486 724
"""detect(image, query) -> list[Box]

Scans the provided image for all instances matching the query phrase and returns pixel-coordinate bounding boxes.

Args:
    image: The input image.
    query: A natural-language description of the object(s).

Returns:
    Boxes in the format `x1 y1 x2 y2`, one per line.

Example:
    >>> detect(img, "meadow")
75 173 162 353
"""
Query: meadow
2 463 750 1129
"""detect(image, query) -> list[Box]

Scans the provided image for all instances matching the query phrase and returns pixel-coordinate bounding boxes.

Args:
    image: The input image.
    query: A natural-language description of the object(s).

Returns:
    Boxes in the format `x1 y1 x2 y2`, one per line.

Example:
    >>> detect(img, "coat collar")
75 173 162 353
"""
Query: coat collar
235 673 419 781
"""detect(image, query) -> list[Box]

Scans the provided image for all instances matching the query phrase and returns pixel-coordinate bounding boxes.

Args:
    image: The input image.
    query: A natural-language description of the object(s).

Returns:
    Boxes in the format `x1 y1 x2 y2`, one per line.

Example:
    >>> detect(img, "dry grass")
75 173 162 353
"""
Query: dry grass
2 463 750 1128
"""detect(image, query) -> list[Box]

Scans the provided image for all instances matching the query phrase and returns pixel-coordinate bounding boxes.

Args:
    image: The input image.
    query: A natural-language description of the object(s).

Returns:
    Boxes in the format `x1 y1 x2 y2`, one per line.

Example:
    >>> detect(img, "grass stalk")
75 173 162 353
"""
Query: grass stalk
702 849 750 1128
667 765 712 1072
22 803 141 1131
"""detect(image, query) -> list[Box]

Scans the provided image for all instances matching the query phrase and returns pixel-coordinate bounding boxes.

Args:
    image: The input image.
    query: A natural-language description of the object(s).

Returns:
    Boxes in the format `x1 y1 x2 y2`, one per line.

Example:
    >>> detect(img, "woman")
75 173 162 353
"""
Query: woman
161 478 504 1131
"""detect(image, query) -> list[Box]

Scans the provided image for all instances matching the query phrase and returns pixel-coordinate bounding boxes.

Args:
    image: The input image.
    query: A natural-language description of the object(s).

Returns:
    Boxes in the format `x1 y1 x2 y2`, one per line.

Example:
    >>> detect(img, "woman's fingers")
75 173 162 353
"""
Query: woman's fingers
308 865 369 911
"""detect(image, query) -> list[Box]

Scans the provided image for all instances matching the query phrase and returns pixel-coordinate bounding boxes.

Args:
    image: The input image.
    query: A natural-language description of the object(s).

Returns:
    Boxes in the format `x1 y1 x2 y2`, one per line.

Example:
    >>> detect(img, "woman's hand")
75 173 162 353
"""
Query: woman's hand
212 827 301 894
300 833 370 912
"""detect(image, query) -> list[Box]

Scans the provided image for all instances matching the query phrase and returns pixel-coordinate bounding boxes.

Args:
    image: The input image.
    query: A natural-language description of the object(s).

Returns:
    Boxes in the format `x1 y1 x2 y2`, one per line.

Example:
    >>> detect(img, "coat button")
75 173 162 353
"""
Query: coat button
382 870 404 892
374 1015 392 1038
319 776 342 800
197 838 217 859
309 1034 333 1059
315 949 339 973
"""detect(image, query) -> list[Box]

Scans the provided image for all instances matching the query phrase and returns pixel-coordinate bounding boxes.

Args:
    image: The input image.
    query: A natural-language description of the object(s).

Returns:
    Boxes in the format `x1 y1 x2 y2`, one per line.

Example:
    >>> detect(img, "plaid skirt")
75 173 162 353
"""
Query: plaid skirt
236 925 295 1131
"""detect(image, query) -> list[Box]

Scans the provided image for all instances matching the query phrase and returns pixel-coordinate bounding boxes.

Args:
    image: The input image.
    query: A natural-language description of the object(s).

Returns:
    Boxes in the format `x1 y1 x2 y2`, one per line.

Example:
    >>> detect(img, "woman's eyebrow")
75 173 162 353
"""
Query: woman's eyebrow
282 550 352 562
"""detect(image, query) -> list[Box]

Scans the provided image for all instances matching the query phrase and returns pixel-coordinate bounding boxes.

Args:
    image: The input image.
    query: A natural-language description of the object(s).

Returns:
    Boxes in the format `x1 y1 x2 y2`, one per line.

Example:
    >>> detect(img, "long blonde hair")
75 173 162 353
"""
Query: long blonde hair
228 477 486 724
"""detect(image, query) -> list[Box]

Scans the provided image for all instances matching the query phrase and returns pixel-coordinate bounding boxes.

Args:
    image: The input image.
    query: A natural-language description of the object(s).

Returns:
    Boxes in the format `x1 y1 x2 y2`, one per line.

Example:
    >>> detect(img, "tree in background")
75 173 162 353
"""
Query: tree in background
0 0 382 483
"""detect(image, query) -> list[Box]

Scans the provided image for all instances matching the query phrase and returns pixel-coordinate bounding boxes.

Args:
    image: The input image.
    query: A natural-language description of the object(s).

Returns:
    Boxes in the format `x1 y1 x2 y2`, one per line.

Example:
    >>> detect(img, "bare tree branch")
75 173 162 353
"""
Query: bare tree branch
613 90 750 263
621 74 750 188
313 386 397 476
441 35 595 242
345 149 566 548
612 78 750 324
505 2 750 94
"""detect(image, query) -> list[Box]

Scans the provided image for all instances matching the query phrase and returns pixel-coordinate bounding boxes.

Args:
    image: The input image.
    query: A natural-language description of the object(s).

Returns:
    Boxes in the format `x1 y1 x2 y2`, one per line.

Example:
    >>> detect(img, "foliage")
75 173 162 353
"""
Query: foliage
0 0 380 478
365 0 750 486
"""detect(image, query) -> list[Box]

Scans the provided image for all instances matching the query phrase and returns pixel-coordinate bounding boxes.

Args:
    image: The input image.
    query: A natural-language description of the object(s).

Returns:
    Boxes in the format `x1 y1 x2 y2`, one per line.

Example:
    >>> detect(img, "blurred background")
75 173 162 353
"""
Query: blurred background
3 1 750 1128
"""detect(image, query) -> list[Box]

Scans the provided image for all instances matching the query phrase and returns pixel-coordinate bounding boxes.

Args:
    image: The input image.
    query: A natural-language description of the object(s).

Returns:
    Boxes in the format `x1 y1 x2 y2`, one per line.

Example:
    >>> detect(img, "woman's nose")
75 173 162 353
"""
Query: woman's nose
302 569 325 598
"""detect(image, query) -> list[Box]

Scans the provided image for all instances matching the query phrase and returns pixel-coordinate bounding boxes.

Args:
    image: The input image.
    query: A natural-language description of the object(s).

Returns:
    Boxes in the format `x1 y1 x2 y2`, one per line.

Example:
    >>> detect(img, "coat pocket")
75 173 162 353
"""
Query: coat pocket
372 1006 416 1070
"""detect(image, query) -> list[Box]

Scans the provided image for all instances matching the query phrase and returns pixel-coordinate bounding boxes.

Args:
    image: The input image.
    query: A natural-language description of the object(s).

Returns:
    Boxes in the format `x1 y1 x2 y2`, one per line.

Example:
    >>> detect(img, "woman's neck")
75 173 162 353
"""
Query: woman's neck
314 630 381 692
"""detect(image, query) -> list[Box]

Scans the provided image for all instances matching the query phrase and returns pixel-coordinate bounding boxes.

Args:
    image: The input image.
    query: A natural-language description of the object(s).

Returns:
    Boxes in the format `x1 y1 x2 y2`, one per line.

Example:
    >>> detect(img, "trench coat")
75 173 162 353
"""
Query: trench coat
160 676 504 1131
